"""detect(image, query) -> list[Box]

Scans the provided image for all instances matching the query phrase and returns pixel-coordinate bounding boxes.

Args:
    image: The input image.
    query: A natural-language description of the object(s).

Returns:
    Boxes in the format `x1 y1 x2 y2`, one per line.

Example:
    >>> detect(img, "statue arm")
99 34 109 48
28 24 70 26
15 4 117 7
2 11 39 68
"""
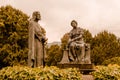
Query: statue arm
69 34 82 42
35 27 47 43
35 31 43 41
72 34 83 41
72 28 84 41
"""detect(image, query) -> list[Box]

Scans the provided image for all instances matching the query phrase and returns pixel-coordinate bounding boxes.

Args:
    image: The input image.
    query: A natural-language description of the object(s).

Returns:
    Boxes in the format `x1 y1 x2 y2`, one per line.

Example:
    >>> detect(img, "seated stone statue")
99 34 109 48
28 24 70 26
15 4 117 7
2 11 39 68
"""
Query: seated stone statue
67 20 85 63
67 20 91 63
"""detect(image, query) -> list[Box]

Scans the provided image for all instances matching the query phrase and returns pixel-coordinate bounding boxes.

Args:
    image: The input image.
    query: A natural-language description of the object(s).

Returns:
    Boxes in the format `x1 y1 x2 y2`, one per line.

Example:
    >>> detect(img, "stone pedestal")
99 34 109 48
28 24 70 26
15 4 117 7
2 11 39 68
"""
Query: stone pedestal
59 50 70 63
57 63 94 74
57 49 95 74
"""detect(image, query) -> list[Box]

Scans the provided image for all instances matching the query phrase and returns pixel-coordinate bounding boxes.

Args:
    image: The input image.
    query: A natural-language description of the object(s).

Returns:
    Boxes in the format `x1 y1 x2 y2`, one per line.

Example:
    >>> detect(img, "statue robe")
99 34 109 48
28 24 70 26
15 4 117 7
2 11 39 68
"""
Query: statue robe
68 27 85 62
28 20 43 67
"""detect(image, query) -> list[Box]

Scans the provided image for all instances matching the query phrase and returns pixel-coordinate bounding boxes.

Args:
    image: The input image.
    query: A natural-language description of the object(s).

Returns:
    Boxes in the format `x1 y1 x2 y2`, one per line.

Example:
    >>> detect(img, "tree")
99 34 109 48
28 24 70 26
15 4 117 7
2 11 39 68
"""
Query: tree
0 5 29 68
83 29 93 43
91 30 120 65
61 33 69 49
102 57 120 66
45 45 61 66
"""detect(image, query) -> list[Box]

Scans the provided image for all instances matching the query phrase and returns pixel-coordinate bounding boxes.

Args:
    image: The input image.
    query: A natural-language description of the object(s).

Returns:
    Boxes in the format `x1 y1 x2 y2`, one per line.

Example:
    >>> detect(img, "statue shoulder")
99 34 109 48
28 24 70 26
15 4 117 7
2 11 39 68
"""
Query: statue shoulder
29 19 35 26
77 27 84 34
69 29 74 34
77 27 83 30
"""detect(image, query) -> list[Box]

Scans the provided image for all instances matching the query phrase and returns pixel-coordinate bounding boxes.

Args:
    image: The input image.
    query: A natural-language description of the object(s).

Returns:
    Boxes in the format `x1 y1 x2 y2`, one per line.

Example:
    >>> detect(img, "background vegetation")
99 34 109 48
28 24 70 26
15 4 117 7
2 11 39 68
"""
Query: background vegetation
0 5 29 68
102 57 120 66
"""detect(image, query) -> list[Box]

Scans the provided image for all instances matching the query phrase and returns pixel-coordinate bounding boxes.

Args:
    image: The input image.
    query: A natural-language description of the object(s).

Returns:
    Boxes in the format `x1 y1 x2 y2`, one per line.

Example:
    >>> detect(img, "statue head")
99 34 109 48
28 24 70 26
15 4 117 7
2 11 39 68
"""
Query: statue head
71 20 77 28
32 11 41 21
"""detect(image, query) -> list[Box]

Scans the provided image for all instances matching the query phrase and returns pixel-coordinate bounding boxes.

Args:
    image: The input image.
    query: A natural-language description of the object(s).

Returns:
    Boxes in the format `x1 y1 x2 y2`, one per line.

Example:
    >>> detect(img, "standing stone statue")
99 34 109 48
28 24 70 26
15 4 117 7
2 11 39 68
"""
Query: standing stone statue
67 20 85 63
28 11 47 67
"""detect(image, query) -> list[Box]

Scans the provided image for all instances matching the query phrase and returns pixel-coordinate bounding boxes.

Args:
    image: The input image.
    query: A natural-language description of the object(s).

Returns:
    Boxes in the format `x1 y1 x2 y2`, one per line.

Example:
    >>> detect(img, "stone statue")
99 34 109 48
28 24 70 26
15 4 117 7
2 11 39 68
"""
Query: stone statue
28 11 47 67
67 20 85 63
57 20 93 73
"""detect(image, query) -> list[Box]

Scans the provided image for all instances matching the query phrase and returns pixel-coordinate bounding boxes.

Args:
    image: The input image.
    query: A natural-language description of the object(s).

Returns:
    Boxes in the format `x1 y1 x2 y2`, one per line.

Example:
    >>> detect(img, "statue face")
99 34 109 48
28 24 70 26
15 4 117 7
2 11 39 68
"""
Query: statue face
36 12 41 20
32 11 41 21
71 21 77 28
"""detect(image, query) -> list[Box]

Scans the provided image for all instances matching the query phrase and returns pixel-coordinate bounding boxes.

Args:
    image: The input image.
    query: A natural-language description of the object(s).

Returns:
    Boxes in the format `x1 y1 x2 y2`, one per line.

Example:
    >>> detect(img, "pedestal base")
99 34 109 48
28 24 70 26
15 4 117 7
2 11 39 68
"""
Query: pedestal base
57 63 95 74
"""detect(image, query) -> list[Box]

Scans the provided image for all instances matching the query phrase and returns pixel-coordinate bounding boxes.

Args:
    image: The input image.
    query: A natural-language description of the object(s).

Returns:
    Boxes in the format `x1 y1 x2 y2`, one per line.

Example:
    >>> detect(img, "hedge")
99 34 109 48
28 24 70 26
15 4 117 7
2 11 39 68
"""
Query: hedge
92 64 120 80
0 66 82 80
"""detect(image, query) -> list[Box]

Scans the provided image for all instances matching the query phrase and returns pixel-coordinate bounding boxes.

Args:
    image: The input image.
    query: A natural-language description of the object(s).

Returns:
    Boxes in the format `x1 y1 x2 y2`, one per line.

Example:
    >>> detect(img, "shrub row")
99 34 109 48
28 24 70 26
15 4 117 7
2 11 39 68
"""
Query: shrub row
92 64 120 80
0 66 82 80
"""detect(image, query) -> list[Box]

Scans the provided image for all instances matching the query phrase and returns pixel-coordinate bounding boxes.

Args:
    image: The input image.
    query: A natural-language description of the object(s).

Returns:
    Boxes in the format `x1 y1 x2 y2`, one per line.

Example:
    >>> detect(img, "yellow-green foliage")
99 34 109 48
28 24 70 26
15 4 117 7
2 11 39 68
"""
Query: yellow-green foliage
0 66 82 80
91 30 120 65
0 5 29 68
102 57 120 66
92 64 120 80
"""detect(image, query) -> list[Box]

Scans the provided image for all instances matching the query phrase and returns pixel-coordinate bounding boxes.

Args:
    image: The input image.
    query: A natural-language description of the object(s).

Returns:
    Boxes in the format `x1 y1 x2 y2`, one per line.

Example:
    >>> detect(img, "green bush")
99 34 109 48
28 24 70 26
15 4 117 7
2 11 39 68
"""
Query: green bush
92 64 120 80
0 66 82 80
0 5 29 68
102 57 120 66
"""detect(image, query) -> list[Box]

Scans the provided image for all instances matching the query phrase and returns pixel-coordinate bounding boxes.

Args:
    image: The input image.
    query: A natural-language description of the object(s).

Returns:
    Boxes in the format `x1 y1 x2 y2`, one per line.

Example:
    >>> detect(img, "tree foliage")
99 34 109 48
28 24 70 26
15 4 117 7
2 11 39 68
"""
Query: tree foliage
61 33 69 49
0 5 29 68
91 30 120 65
46 45 62 66
83 29 93 43
102 57 120 66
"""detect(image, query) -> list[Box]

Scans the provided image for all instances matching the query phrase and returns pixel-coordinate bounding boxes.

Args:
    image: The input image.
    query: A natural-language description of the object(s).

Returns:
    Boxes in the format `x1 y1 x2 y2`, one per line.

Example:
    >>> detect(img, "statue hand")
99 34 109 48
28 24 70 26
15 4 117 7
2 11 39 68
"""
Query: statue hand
68 39 73 43
41 37 48 43
68 39 74 48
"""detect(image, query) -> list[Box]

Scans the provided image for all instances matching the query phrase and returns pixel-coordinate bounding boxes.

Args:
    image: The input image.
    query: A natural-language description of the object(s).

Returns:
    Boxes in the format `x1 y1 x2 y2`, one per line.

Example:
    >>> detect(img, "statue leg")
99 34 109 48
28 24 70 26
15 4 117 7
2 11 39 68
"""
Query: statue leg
69 43 77 61
36 40 43 67
81 46 85 62
34 39 37 67
78 45 85 63
84 44 91 64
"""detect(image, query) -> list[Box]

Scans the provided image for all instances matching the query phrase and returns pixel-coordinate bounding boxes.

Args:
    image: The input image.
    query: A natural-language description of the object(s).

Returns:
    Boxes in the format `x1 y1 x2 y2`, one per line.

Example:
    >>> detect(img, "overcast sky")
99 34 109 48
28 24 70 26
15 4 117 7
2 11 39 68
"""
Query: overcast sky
0 0 120 42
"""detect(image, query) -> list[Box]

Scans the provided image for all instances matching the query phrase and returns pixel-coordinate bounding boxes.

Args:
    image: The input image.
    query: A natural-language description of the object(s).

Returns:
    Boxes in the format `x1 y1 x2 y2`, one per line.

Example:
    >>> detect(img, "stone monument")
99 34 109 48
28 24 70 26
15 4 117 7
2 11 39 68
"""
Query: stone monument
57 20 94 74
28 11 47 67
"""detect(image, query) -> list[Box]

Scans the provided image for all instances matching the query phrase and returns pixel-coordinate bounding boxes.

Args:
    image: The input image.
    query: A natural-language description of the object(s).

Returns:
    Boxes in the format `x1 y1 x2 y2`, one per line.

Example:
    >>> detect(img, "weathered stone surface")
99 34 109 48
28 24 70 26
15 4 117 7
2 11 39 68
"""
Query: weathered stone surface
57 20 94 74
28 11 47 67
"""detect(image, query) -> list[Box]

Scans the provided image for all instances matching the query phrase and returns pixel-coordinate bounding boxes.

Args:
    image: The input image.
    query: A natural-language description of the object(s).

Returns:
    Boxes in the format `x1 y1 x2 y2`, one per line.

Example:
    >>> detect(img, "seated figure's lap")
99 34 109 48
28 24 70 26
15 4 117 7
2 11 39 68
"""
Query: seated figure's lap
68 43 91 63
